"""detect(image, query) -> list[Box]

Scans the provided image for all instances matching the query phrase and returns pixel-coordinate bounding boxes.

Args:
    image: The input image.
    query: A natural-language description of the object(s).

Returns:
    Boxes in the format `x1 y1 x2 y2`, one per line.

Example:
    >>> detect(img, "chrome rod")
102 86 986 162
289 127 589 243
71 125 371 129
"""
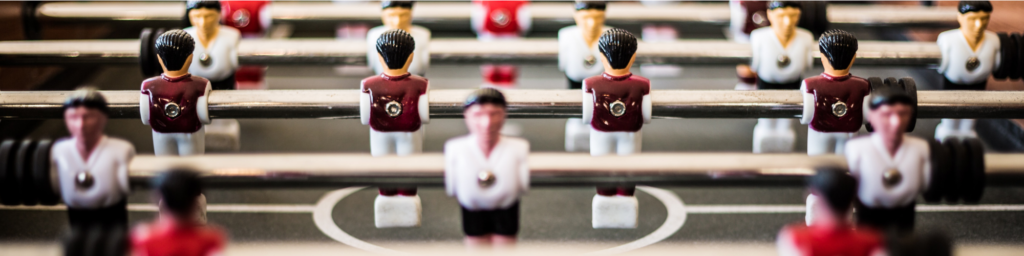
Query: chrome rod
0 39 939 66
125 152 1023 188
2 90 1023 120
36 2 956 26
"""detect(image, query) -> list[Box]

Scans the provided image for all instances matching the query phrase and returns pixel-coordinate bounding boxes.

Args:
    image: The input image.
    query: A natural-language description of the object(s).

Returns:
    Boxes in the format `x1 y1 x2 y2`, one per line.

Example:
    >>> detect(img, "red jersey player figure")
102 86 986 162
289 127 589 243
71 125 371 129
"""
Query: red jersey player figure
361 29 429 228
140 30 213 156
445 88 530 248
798 29 870 156
131 170 225 256
777 169 885 256
583 28 651 229
221 0 272 90
471 0 531 41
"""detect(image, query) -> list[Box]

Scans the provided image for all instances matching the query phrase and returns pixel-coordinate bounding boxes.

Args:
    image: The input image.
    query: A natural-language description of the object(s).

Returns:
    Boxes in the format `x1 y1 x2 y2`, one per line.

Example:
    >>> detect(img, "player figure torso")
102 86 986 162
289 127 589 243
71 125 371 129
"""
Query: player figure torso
53 136 133 209
786 224 882 256
804 73 870 132
846 134 930 208
559 26 610 82
938 29 1000 85
445 135 529 210
361 73 429 132
473 0 528 39
584 73 651 132
184 26 241 82
141 74 209 133
751 27 814 84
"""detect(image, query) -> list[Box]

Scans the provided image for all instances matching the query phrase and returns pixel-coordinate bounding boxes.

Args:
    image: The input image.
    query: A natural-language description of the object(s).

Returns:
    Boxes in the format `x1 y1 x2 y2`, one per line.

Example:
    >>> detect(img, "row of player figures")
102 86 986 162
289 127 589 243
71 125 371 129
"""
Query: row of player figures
44 0 1006 251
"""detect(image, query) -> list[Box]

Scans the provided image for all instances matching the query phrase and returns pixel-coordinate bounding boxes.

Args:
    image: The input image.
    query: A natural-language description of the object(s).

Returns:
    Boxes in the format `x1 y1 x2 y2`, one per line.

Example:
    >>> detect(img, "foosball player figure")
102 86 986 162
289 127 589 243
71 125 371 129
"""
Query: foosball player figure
747 1 815 153
847 87 930 233
222 0 271 91
367 1 431 76
471 0 531 41
185 0 243 152
799 29 869 156
54 88 135 229
140 30 212 156
934 1 997 142
445 88 529 248
560 0 610 152
583 28 650 229
777 170 885 256
131 170 225 256
728 0 770 43
361 29 429 228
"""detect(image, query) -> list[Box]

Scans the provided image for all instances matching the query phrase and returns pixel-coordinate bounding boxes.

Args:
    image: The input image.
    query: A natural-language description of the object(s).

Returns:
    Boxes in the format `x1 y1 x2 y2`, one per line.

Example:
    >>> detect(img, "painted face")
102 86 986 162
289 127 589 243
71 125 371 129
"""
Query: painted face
464 103 506 139
958 11 990 40
188 8 221 35
382 7 413 30
64 106 107 141
767 7 801 39
867 103 912 138
574 9 606 42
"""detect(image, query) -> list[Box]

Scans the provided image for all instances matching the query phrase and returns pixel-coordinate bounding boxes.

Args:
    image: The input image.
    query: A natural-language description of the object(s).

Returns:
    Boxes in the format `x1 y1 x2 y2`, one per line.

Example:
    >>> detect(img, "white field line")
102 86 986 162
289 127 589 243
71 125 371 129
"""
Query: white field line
3 204 1024 214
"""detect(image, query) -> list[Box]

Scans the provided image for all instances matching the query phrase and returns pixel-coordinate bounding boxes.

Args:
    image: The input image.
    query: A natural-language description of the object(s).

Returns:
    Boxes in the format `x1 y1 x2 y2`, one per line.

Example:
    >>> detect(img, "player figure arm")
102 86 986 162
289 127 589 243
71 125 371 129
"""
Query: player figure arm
197 82 212 125
799 81 814 125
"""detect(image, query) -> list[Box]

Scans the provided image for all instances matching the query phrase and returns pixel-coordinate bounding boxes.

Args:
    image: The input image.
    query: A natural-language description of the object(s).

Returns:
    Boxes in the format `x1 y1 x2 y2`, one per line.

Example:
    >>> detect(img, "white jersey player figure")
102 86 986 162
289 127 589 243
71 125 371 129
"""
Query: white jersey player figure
367 1 431 77
584 28 651 229
140 30 212 156
748 1 815 153
560 1 610 152
361 29 429 228
935 1 998 142
184 0 243 152
54 88 136 229
446 88 530 249
805 87 930 233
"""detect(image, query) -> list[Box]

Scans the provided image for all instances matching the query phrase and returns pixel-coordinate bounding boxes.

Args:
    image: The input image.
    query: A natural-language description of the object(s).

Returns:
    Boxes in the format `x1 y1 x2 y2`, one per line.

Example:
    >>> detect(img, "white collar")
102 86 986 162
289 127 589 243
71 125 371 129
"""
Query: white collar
74 135 108 168
468 134 506 162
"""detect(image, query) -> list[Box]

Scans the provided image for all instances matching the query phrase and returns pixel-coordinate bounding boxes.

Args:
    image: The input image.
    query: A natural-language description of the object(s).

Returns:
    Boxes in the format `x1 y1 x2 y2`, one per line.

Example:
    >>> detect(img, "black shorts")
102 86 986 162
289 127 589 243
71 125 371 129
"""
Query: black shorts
67 199 128 229
211 73 237 90
941 77 986 90
461 201 520 236
855 200 915 233
756 78 802 90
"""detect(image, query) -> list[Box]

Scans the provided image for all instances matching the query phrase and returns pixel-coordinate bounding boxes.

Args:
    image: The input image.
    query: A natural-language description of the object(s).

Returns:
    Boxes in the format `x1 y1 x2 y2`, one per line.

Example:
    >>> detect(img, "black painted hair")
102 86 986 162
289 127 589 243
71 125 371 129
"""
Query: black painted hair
767 1 801 11
154 170 203 217
598 28 638 70
155 30 195 72
464 88 507 109
575 1 606 11
381 0 414 9
62 87 109 116
808 168 857 216
869 86 914 110
818 29 858 70
186 0 221 13
376 29 416 70
958 1 992 14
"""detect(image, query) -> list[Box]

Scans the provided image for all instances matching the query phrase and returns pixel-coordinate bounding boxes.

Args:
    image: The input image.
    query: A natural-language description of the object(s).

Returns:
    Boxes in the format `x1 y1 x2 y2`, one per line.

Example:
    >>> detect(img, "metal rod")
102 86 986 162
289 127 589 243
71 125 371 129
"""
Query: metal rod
3 89 1024 120
125 152 1024 188
35 2 957 26
0 39 939 66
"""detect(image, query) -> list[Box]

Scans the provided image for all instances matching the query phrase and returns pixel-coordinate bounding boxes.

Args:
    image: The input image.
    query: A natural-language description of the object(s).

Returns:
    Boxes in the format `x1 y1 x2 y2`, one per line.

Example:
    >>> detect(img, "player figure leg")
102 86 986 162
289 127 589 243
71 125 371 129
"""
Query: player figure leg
806 129 835 156
756 118 794 153
592 130 638 229
374 130 422 228
565 118 591 152
616 131 640 155
958 119 977 139
395 128 424 156
151 131 180 156
204 119 241 152
589 127 616 156
935 118 959 141
369 129 396 156
831 132 855 155
177 127 205 156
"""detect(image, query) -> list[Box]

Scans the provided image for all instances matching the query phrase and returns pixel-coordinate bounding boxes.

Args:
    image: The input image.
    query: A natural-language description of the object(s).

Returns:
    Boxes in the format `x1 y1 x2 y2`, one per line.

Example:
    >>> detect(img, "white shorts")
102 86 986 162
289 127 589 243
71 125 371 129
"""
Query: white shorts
590 128 642 156
370 128 424 156
152 127 205 156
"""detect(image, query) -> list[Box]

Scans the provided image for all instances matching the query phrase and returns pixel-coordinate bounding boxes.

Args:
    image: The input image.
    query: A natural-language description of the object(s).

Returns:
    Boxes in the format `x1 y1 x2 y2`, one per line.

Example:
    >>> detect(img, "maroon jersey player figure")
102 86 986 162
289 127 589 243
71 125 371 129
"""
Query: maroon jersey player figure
131 170 225 256
582 28 651 229
799 29 870 156
777 169 885 256
360 29 429 228
140 30 212 156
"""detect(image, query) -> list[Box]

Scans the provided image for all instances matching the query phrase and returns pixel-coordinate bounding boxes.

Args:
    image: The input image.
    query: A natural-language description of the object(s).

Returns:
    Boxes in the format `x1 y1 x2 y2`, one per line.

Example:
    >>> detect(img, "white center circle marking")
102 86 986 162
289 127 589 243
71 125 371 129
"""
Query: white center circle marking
312 186 687 255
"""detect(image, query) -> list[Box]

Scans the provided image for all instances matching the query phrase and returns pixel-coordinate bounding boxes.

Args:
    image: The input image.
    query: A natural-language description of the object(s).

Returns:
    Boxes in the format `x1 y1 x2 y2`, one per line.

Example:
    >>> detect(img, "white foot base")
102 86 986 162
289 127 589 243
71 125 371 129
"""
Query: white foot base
753 125 795 153
374 195 422 228
734 82 756 91
565 118 591 152
205 119 240 152
592 195 638 229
